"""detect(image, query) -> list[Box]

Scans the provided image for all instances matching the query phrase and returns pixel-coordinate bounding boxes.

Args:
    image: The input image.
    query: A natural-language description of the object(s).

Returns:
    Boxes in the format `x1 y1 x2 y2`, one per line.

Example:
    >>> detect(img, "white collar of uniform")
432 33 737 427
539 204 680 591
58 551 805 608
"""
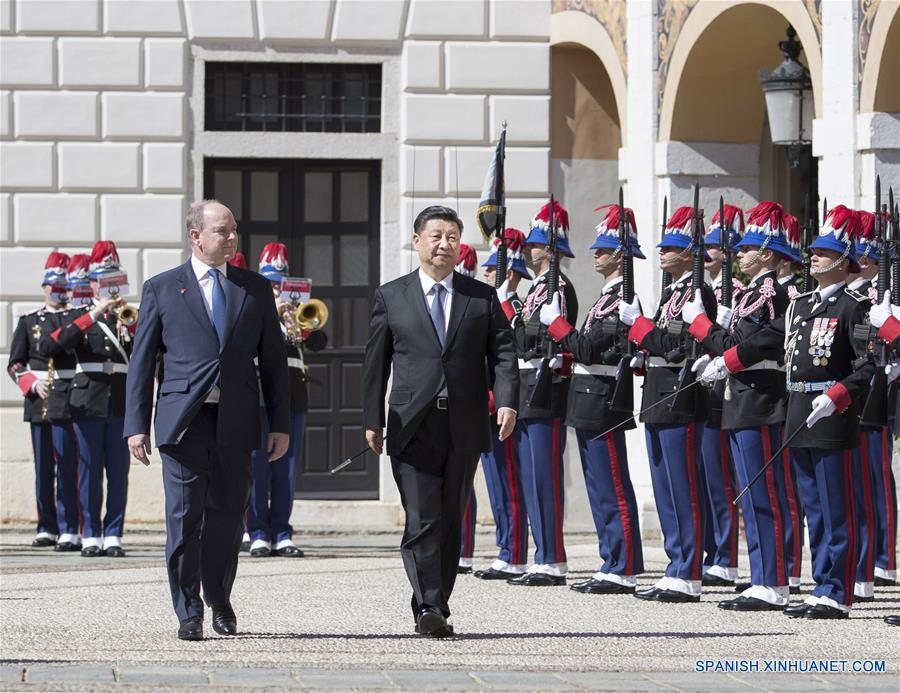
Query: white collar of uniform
814 281 845 302
43 303 66 313
709 273 722 290
847 276 869 291
673 269 692 287
603 276 624 294
534 267 550 283
191 254 228 282
418 267 453 297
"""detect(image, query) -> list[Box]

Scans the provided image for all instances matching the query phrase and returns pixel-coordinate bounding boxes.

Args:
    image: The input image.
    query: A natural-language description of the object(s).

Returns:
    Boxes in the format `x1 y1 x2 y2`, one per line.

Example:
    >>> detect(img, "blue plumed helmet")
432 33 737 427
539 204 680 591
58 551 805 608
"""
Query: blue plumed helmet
734 201 801 263
589 204 646 259
482 227 532 279
809 204 861 273
524 199 574 258
705 204 744 251
657 205 697 249
258 242 289 282
42 250 71 287
456 243 478 278
66 254 91 289
855 209 884 263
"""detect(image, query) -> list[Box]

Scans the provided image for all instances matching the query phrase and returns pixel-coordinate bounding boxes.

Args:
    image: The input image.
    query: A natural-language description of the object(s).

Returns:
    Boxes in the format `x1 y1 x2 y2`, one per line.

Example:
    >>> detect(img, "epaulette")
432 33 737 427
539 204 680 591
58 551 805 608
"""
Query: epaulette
20 308 43 318
844 288 870 303
509 296 524 315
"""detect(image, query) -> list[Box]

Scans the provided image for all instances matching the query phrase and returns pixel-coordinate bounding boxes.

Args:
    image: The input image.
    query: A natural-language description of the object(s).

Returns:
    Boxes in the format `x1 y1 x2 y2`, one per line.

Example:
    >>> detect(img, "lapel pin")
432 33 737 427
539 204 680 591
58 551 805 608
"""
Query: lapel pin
180 287 187 294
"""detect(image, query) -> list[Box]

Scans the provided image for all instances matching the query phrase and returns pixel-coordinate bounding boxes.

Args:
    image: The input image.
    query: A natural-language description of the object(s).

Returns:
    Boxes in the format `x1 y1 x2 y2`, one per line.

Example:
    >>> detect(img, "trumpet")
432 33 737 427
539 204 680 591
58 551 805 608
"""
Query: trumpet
112 301 139 326
295 298 329 332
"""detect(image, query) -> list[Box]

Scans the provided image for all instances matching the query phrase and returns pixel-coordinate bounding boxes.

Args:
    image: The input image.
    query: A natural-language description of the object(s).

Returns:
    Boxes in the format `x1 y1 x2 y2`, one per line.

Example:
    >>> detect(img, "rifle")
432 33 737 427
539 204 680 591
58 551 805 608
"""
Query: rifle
669 184 704 416
892 189 899 306
526 196 560 409
494 206 508 288
660 196 672 302
609 187 634 413
800 185 816 294
718 196 733 308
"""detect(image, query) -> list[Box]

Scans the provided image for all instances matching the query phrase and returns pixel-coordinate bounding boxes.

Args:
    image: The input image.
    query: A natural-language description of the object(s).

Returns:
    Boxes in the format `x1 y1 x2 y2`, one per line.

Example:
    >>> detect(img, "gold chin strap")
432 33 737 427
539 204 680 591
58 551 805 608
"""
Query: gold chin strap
810 245 850 274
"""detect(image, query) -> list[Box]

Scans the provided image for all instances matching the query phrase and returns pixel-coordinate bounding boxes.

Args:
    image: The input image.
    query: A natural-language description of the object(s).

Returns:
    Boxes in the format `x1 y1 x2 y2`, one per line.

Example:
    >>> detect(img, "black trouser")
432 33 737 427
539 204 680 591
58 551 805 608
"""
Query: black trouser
391 406 479 620
159 405 251 623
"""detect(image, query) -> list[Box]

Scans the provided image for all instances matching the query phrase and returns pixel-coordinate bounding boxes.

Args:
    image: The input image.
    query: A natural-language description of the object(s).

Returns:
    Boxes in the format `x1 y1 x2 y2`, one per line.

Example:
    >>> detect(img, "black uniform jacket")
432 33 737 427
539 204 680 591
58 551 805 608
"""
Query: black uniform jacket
363 270 518 456
48 304 134 418
627 275 717 425
286 330 327 413
8 306 79 423
725 283 874 449
689 271 789 430
506 270 579 420
546 277 635 432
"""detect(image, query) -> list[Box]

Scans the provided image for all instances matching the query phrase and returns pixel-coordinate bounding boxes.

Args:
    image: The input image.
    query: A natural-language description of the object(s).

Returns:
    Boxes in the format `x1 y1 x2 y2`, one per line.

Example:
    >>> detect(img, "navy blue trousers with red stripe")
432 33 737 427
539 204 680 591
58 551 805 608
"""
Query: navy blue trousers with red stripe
72 415 129 538
730 426 792 587
478 434 529 566
781 446 804 581
460 486 476 559
576 429 643 577
644 423 705 581
30 421 79 536
516 418 567 566
791 447 859 607
700 425 739 573
861 427 897 578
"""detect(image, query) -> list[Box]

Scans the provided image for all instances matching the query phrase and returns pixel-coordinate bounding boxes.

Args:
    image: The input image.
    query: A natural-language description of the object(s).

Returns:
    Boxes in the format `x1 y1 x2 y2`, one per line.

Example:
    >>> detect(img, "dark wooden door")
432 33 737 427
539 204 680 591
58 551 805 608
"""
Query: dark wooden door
204 158 380 499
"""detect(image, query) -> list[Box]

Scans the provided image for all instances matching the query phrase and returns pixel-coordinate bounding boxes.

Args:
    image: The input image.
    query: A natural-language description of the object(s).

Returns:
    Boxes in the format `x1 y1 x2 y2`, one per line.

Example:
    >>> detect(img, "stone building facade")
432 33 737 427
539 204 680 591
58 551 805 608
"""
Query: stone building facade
1 0 898 533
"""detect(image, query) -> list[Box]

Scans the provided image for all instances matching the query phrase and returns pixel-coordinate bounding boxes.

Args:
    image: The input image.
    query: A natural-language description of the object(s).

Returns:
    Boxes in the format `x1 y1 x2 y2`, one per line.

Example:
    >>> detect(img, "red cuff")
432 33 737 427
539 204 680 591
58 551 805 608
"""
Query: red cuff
558 353 573 378
826 382 852 413
628 316 655 346
501 300 515 322
723 346 745 374
548 316 573 342
877 315 900 344
50 327 62 343
73 312 94 332
688 313 714 343
17 372 37 396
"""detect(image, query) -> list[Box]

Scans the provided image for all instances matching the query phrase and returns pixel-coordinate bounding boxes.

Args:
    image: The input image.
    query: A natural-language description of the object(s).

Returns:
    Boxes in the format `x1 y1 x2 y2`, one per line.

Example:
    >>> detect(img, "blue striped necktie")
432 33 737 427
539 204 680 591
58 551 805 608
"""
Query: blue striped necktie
208 268 227 348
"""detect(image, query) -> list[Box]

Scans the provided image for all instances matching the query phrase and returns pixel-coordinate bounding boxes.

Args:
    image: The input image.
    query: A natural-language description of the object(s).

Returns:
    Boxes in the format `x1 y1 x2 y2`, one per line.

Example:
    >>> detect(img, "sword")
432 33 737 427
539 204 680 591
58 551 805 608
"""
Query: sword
589 377 704 441
330 439 385 474
732 424 806 506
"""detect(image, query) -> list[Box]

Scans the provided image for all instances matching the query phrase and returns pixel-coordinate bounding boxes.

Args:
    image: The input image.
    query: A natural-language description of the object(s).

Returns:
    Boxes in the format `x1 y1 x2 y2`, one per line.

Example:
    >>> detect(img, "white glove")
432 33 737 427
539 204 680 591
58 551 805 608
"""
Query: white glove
681 294 705 325
715 304 733 329
869 292 892 329
618 296 642 326
547 355 564 369
806 393 837 427
629 352 645 370
886 360 900 384
700 356 727 384
691 354 711 374
539 294 561 327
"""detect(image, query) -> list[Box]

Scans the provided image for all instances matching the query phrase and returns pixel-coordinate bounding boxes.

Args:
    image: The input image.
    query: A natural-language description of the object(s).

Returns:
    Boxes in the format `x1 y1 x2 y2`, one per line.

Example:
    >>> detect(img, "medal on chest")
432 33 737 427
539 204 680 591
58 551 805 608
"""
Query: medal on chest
808 317 836 366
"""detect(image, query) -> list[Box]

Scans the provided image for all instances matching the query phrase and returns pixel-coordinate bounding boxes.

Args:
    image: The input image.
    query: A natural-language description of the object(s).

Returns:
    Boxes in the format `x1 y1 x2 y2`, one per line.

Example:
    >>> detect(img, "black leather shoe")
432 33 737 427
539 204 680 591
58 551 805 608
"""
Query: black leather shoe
250 546 271 558
733 581 751 593
474 567 523 580
875 576 897 587
783 602 814 618
805 604 849 620
655 589 700 603
457 565 472 575
884 615 900 626
273 545 304 558
718 596 783 611
789 585 801 595
32 536 56 548
211 604 237 636
415 607 447 637
81 545 103 558
570 578 635 595
240 539 250 552
506 572 566 586
177 617 203 641
55 541 81 552
634 587 662 601
854 594 875 603
702 574 735 587
105 545 125 558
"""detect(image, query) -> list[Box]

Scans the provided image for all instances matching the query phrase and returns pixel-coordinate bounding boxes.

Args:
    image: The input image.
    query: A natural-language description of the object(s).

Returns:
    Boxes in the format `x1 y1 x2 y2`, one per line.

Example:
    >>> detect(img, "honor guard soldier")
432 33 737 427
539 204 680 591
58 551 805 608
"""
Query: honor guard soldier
538 204 645 594
849 210 896 597
617 205 717 603
682 201 799 611
499 200 578 586
696 204 745 588
776 218 803 300
7 252 80 550
49 241 134 557
716 206 873 618
455 244 479 574
247 243 327 558
473 229 531 581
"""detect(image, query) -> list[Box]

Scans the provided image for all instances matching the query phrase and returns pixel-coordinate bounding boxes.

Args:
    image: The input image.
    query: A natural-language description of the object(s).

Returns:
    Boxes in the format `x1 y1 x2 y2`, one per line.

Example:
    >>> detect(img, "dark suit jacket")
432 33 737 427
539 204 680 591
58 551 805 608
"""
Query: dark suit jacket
363 270 518 456
123 259 290 450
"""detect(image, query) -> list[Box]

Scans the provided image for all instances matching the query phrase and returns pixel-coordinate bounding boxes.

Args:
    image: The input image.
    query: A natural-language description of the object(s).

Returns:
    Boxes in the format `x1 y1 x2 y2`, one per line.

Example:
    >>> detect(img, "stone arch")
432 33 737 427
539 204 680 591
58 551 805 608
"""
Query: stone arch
659 1 823 143
860 2 900 113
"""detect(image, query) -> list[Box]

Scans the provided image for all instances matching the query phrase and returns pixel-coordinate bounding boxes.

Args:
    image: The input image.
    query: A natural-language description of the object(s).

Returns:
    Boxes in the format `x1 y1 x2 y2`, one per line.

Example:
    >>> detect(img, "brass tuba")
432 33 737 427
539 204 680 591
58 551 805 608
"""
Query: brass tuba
295 298 329 332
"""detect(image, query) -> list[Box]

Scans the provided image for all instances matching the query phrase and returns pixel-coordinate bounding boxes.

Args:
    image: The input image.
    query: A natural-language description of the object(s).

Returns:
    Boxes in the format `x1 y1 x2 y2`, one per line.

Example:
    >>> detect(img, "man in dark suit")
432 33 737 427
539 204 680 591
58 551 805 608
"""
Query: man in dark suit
124 200 290 641
364 205 518 638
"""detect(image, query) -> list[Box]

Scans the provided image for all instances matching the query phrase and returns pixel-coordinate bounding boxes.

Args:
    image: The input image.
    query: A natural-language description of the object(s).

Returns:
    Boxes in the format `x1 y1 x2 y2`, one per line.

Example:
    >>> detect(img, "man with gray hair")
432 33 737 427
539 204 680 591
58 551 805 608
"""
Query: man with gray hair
124 200 290 641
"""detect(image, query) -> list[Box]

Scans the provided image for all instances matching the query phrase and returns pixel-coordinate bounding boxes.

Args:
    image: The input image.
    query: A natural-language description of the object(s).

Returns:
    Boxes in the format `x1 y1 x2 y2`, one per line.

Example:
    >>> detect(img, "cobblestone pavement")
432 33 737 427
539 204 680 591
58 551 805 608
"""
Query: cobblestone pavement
1 527 898 691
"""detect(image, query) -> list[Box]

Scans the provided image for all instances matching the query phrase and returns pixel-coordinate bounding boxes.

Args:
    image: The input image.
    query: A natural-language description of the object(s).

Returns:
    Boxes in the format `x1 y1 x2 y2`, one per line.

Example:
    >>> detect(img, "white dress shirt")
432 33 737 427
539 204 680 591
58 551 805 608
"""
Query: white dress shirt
190 254 229 403
418 267 453 332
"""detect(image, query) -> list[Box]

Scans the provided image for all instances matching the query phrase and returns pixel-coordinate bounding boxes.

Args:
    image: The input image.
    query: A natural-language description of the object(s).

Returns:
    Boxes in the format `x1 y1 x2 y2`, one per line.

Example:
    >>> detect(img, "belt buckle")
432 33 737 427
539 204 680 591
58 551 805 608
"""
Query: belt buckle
102 361 114 375
436 397 449 410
